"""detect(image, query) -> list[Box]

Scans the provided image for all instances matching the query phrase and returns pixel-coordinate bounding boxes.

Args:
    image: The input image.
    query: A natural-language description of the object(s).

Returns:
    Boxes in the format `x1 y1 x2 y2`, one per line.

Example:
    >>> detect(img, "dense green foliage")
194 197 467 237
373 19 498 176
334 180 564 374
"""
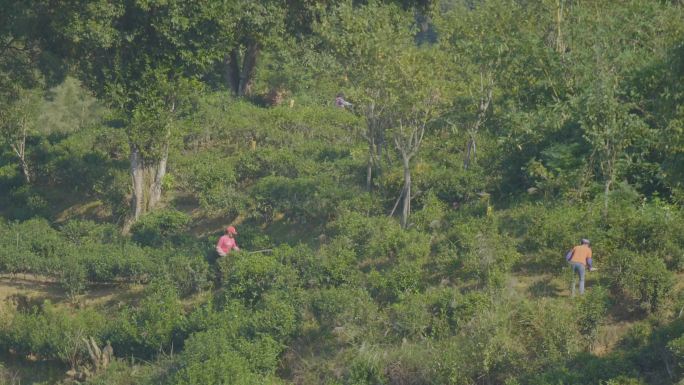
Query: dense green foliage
1 0 684 384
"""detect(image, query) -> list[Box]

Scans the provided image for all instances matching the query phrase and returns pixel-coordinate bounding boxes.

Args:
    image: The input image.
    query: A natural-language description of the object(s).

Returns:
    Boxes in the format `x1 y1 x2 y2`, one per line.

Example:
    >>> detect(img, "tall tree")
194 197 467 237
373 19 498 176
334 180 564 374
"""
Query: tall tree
317 1 451 227
315 1 416 191
222 1 285 97
0 88 42 184
42 0 233 225
574 73 648 218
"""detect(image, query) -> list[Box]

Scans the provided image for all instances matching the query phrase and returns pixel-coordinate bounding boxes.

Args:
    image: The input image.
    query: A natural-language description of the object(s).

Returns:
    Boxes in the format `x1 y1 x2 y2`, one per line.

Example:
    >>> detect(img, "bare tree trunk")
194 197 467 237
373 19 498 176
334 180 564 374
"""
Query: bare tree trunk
555 0 566 54
401 157 411 229
225 49 241 95
11 144 30 184
366 150 373 191
463 137 476 170
130 143 146 222
148 142 168 210
603 175 613 220
11 118 31 184
239 41 260 97
464 74 492 170
225 42 260 97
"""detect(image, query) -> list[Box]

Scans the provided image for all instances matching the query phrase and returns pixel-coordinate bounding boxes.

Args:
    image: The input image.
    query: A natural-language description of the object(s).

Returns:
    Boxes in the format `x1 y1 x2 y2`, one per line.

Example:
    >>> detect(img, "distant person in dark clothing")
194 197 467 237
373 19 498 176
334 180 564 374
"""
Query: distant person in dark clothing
335 93 352 108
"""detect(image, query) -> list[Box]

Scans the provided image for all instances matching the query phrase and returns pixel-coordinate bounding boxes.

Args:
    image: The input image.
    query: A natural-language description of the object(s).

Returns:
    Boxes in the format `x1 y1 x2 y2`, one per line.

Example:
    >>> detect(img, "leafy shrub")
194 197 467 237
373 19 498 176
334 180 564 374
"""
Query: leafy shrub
317 239 361 287
328 212 430 263
389 291 440 341
345 351 386 385
498 203 593 272
93 168 130 221
667 334 684 375
411 192 448 233
447 218 520 288
271 244 321 288
435 301 527 385
60 219 120 245
229 223 274 251
171 333 261 385
170 300 285 384
130 209 191 247
4 185 50 220
59 255 88 298
251 175 347 223
163 254 212 296
107 280 185 358
516 298 582 368
614 255 674 313
601 376 646 385
220 252 300 306
310 287 378 330
368 258 426 303
0 218 66 275
250 291 300 341
575 286 610 342
175 152 247 216
0 301 105 369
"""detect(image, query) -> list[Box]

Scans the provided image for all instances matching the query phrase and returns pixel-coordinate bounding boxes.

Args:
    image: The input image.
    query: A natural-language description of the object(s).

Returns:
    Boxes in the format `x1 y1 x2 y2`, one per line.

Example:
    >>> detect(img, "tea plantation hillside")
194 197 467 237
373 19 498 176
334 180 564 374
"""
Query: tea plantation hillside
1 1 684 384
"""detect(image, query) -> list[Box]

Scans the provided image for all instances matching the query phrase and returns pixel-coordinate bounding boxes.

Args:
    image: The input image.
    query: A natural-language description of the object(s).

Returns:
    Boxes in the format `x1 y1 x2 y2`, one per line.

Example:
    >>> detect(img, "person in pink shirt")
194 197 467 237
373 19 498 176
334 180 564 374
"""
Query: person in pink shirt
216 226 240 257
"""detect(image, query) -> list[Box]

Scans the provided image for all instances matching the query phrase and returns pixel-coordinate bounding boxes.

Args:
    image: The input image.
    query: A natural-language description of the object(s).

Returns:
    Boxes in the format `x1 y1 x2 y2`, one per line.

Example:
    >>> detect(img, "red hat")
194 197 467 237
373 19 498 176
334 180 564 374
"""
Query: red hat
226 226 237 235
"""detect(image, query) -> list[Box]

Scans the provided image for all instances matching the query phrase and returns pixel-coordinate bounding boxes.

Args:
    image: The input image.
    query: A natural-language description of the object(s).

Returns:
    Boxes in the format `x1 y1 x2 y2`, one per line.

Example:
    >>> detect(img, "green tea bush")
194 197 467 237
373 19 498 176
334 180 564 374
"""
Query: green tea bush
516 298 582 368
345 350 386 385
411 192 448 233
310 287 378 331
175 152 247 216
328 212 430 264
59 255 88 297
130 209 191 247
75 244 120 282
60 219 120 244
250 291 300 341
92 168 130 221
0 218 66 276
220 252 300 306
601 376 647 385
575 286 610 342
435 300 527 385
251 175 347 223
389 291 439 341
451 291 492 328
4 185 50 220
169 299 285 384
235 147 303 181
170 331 262 385
447 218 520 288
318 239 361 287
603 199 684 271
0 218 163 285
368 258 426 303
667 334 684 374
272 244 322 288
612 255 674 313
499 203 593 272
163 254 212 296
107 280 185 358
230 223 274 251
0 301 105 368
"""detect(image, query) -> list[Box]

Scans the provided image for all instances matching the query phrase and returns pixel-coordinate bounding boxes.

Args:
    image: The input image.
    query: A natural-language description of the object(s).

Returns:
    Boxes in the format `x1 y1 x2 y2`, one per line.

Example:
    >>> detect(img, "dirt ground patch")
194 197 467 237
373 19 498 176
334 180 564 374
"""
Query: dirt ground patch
0 274 143 309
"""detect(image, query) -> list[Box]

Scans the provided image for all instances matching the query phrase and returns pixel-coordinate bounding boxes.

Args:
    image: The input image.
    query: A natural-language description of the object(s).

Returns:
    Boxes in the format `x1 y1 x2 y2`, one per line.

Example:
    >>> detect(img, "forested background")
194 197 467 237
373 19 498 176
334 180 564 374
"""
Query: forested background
1 0 684 384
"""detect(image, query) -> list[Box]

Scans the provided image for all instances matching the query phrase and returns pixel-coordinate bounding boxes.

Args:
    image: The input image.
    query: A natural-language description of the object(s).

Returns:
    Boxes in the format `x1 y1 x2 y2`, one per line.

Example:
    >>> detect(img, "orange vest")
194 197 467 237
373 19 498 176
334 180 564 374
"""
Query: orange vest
569 244 592 266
